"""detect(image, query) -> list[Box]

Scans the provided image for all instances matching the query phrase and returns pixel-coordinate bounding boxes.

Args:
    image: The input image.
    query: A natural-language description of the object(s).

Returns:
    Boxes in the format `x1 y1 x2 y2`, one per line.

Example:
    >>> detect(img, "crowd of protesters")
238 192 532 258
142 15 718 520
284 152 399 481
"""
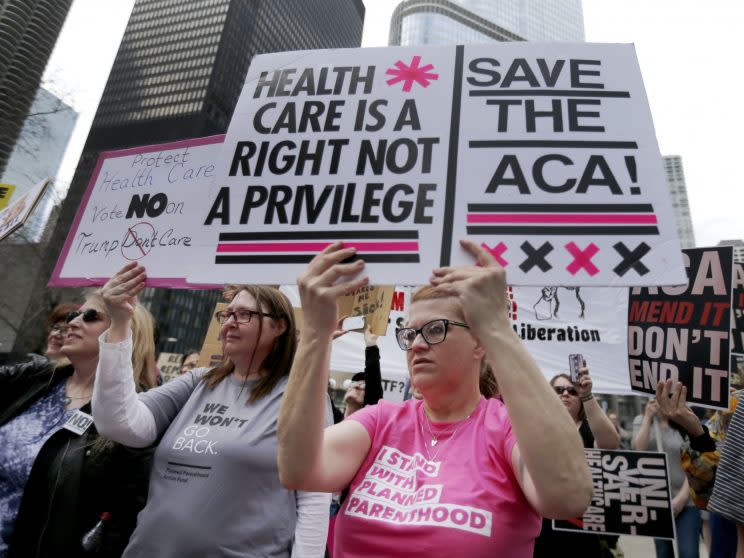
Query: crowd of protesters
0 242 741 558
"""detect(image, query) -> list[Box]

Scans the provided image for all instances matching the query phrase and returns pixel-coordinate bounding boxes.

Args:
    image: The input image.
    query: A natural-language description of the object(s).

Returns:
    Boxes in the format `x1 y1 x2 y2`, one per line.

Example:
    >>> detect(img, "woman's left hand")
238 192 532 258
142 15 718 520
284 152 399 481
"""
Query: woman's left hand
429 239 510 338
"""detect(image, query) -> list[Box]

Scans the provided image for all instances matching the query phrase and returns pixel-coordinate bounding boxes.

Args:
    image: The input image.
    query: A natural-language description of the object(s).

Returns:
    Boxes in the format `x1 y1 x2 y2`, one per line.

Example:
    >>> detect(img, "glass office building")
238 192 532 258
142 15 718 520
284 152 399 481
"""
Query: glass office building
18 0 366 355
663 155 696 249
389 0 585 45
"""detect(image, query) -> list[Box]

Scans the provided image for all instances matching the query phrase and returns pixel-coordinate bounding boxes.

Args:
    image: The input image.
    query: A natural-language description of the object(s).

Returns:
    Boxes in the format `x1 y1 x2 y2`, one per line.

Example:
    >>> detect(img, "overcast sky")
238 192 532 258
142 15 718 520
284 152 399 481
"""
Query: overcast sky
44 0 742 248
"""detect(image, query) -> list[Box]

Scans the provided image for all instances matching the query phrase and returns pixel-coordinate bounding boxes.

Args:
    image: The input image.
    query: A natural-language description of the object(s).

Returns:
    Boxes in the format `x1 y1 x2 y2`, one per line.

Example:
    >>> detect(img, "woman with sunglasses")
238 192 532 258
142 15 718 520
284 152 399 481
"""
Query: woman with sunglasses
91 262 331 557
0 291 156 558
278 240 592 557
532 366 620 557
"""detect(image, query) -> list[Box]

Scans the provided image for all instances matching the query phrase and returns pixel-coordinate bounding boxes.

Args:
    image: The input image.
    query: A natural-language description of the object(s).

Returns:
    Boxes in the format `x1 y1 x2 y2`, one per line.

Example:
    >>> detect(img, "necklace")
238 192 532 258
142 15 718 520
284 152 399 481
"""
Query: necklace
64 379 93 406
419 406 475 462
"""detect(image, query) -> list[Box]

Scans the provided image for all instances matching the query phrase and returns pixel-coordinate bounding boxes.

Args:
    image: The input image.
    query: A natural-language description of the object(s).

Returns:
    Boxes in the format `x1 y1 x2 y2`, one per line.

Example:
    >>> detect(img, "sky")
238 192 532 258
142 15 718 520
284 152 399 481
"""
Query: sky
43 0 742 248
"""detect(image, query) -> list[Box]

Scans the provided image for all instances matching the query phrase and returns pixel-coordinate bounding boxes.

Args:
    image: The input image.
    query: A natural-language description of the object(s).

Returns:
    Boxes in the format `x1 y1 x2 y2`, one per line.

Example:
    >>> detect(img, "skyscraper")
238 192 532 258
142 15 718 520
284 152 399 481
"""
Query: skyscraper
15 0 366 355
0 0 72 174
663 155 696 249
389 0 584 46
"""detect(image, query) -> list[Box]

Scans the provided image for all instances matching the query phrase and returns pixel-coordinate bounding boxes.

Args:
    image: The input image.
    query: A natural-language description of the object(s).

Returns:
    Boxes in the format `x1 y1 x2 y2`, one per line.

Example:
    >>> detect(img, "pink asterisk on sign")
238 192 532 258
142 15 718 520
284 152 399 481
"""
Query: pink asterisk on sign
386 56 439 92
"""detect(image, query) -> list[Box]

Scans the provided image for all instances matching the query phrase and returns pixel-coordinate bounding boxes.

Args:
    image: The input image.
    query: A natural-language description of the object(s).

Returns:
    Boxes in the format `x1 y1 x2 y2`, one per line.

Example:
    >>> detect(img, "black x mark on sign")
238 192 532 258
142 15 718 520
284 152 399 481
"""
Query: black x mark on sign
613 242 651 276
519 241 553 273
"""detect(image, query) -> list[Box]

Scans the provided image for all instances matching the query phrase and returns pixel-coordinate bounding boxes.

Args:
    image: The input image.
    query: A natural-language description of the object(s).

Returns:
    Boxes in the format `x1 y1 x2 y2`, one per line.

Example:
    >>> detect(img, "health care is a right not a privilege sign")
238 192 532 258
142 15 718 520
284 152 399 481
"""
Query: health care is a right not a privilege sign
187 42 685 287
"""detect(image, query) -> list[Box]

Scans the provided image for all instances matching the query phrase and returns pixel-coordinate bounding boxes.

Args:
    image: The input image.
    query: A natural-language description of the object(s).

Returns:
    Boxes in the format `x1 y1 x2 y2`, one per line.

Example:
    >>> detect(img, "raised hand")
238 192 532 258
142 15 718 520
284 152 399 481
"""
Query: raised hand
428 239 510 338
363 324 378 347
575 359 593 399
296 243 368 339
655 379 704 437
101 262 147 326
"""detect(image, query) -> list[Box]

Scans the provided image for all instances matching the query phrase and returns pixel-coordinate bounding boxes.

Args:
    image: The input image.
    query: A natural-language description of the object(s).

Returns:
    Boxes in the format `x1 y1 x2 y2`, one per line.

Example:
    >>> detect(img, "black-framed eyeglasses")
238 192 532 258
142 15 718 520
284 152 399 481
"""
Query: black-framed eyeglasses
214 308 276 324
66 309 105 324
554 385 579 396
396 319 469 351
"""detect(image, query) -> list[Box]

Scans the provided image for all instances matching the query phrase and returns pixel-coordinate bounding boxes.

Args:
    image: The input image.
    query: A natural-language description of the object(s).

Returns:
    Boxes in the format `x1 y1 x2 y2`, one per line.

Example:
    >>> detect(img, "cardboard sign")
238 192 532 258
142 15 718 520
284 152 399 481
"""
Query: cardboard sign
553 448 675 540
628 246 734 409
0 183 16 210
187 43 685 286
197 302 227 369
0 178 50 242
338 285 395 336
157 352 184 383
732 263 744 355
49 136 224 287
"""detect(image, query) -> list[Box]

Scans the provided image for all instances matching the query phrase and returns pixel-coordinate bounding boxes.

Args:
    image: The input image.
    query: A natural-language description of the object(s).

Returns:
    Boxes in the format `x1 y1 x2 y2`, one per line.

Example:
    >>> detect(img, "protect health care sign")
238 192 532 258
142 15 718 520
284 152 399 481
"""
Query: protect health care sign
188 43 685 286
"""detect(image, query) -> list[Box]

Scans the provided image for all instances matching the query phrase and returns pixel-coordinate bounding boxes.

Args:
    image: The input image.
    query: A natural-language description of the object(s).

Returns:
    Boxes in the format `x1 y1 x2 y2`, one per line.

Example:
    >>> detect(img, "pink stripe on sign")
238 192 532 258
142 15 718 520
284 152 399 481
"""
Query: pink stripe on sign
466 213 658 224
216 241 419 253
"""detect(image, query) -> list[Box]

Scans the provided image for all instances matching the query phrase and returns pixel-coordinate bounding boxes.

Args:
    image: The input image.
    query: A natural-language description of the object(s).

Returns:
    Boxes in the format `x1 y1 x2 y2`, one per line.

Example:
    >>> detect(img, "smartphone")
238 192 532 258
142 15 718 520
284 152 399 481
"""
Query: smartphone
342 315 365 332
568 353 583 384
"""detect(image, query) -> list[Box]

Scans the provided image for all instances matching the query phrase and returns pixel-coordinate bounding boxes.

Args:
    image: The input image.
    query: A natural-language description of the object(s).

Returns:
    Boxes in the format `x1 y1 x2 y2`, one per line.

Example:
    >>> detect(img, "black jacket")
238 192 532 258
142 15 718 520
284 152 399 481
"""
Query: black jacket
1 357 152 558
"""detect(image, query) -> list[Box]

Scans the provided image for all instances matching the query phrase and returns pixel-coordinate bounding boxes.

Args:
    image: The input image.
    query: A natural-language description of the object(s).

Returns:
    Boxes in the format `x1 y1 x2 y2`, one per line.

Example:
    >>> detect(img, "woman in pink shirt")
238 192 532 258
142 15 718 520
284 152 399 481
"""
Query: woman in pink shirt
278 240 593 557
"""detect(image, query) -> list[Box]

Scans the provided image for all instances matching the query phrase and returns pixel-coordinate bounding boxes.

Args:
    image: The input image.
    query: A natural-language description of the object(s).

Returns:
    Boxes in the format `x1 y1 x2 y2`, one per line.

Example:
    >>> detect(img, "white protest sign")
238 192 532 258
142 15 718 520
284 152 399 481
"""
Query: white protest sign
0 178 50 242
49 136 224 287
188 43 684 286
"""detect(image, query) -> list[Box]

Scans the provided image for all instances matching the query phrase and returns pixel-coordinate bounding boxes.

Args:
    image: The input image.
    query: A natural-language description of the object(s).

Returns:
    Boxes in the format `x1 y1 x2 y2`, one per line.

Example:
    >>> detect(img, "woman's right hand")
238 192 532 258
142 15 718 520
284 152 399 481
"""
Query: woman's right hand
296 243 368 339
644 398 659 420
101 262 147 326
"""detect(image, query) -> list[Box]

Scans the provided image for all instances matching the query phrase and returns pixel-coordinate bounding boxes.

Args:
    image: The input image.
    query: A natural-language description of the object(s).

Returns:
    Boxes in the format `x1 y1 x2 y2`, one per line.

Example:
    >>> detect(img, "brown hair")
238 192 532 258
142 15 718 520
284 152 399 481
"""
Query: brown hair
46 302 80 330
549 373 586 422
203 285 296 403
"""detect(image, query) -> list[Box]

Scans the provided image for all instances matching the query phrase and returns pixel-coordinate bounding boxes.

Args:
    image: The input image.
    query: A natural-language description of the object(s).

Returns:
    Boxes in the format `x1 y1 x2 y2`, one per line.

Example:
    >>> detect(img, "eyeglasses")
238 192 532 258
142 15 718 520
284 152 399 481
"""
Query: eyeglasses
50 323 69 334
66 309 105 324
553 385 579 396
214 308 276 324
396 319 469 351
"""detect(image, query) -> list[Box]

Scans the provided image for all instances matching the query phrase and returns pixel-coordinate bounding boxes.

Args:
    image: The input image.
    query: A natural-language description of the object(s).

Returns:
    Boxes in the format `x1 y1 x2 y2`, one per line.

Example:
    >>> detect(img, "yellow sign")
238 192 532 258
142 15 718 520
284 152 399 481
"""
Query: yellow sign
197 302 227 369
0 184 15 210
338 285 395 336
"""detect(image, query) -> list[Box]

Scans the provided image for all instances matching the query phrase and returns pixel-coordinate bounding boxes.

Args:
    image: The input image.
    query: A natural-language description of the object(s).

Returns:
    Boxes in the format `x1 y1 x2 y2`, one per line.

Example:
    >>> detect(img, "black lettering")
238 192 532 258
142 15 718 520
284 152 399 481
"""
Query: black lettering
533 154 575 193
240 186 268 224
393 99 421 131
466 58 501 87
204 188 230 225
570 59 604 89
485 155 530 193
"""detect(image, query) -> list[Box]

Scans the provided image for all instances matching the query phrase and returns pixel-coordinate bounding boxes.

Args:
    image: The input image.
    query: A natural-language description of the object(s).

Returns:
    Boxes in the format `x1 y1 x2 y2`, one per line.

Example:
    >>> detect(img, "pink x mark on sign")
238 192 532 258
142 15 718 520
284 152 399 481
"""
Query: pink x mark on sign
481 242 508 266
565 242 599 276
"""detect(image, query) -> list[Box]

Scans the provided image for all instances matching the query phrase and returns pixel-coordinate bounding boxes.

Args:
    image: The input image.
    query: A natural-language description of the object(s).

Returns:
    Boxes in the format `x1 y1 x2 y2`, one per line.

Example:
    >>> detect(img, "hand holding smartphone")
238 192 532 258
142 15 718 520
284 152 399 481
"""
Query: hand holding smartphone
568 353 583 384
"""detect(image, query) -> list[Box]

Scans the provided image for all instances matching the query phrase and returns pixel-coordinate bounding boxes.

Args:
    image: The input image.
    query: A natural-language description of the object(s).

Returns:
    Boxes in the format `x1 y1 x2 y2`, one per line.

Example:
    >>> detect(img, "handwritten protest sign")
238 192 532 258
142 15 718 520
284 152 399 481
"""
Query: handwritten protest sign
197 302 227 369
157 352 183 383
732 263 744 355
187 43 684 286
553 449 674 539
0 184 16 210
628 246 734 409
49 136 224 287
0 178 50 242
338 285 395 336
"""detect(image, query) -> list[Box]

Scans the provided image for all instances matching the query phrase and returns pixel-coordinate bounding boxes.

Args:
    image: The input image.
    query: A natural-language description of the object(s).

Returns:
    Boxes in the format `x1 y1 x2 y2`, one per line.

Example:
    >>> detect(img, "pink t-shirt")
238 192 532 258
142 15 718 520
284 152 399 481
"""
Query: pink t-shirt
334 397 541 558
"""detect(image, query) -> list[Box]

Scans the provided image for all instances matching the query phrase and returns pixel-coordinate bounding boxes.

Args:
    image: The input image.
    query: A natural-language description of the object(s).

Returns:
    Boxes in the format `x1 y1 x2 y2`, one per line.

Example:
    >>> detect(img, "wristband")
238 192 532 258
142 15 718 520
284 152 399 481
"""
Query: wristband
580 394 594 402
689 424 717 453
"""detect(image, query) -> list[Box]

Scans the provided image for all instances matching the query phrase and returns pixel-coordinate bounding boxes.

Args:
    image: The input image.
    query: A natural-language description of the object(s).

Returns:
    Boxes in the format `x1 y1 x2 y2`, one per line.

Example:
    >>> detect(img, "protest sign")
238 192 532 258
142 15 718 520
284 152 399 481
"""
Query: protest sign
338 285 396 336
732 263 744 355
157 352 183 383
0 184 16 210
197 302 227 369
0 178 50 242
553 448 674 539
49 136 224 287
188 43 684 286
628 246 734 409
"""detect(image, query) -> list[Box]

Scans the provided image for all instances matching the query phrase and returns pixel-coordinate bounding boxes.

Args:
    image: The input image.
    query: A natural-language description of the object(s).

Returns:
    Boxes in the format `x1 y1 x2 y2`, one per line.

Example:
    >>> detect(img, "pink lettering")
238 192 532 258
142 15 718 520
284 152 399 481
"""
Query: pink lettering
433 507 448 522
347 497 360 512
369 503 383 518
451 509 468 525
357 500 369 514
471 511 486 529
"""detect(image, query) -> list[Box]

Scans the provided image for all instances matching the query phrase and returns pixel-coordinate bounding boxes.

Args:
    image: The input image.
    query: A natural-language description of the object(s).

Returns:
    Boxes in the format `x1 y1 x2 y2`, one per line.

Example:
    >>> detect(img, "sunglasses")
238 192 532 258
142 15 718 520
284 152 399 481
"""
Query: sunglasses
553 385 579 396
66 309 106 324
396 319 469 351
